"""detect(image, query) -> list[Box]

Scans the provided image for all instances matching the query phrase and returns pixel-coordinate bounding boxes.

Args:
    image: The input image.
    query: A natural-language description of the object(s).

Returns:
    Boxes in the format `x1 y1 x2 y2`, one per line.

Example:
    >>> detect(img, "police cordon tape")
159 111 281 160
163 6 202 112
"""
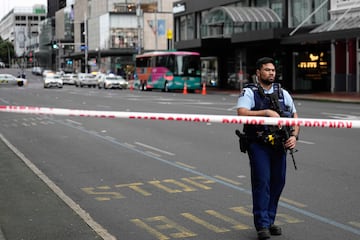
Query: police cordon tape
1 105 360 129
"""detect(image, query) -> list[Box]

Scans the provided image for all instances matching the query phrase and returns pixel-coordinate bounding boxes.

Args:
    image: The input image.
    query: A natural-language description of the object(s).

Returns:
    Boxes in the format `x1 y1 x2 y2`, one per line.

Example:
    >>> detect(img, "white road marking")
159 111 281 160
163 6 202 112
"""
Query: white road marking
134 141 175 156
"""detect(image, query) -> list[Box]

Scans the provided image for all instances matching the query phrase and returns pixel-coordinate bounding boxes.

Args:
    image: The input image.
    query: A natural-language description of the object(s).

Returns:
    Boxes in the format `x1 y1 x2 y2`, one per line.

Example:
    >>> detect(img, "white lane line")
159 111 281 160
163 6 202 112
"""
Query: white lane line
134 141 175 156
0 134 116 240
66 119 82 125
298 140 315 144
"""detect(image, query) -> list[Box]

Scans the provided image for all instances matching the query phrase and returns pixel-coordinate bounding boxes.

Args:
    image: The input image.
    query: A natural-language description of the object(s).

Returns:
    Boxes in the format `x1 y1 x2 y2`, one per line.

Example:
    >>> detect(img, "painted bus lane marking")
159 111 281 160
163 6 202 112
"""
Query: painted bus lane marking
81 176 216 200
130 205 304 240
50 118 360 237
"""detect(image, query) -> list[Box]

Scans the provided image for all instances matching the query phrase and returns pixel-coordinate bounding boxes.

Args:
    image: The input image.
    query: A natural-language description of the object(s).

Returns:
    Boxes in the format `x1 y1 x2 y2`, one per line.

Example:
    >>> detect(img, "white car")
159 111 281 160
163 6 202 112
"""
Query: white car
43 74 63 88
0 74 27 87
98 74 128 89
42 69 54 77
62 73 77 85
75 73 97 87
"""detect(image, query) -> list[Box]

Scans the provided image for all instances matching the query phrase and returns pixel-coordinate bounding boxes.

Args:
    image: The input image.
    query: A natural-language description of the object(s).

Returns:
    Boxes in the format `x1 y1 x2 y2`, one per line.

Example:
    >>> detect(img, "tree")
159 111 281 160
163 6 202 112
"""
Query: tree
0 37 15 67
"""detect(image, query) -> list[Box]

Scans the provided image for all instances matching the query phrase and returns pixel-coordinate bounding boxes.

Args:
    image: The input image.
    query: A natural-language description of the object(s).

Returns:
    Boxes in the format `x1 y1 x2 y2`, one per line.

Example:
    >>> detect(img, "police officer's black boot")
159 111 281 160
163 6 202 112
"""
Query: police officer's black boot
257 228 271 240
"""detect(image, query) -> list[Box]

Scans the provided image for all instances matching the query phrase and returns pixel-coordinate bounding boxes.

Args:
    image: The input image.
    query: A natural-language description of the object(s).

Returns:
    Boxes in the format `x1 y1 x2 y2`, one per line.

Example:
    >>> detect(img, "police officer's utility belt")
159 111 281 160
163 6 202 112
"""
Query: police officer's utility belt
249 129 285 148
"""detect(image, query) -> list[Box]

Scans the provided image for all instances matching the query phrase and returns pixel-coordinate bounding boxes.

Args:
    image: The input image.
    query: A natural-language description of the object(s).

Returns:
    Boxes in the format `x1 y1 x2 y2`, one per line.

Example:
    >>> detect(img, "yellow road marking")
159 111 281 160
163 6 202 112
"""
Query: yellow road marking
181 213 230 233
349 221 360 228
205 210 251 230
131 216 196 239
280 197 307 208
176 161 196 169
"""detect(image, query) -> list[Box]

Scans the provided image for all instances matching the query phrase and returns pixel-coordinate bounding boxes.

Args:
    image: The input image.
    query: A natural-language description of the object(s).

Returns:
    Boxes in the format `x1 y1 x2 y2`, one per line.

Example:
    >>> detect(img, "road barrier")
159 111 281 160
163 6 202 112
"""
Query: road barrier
1 105 360 129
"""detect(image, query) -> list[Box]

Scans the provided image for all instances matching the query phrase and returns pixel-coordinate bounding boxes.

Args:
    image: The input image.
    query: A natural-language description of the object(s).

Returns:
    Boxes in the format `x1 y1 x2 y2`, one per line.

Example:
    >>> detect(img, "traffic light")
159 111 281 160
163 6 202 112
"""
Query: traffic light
52 41 58 49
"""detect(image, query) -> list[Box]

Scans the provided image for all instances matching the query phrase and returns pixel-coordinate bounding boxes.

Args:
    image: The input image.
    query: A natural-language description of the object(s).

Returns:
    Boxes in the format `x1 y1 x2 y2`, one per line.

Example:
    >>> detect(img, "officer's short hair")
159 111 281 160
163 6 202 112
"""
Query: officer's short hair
256 57 275 70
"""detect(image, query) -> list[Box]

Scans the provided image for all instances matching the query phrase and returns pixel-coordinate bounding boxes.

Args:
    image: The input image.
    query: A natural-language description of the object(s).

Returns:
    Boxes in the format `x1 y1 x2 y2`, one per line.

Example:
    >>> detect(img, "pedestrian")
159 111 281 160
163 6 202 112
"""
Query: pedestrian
236 57 300 240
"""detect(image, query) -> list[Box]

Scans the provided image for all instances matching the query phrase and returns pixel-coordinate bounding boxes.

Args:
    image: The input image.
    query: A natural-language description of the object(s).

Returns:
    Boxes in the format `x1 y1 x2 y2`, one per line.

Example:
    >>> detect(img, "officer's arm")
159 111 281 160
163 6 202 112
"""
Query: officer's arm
237 107 279 117
291 112 300 140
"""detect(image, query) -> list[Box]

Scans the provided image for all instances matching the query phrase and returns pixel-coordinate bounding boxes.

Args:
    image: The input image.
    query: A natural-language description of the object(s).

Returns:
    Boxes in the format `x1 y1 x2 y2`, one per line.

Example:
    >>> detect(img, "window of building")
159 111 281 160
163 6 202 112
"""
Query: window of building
195 12 202 39
186 14 194 40
180 15 186 40
110 28 138 48
314 0 328 24
289 0 328 27
255 0 269 7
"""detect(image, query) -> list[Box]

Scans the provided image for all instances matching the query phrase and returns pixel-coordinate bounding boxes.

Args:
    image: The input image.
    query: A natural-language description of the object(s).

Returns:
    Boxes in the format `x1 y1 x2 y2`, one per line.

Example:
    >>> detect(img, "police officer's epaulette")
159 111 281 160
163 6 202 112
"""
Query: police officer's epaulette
244 83 259 91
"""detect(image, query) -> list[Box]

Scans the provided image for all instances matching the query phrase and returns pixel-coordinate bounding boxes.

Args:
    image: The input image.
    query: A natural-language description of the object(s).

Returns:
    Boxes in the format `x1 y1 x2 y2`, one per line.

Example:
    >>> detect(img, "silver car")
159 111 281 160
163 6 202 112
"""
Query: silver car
62 73 77 85
75 73 97 88
98 74 128 89
43 74 63 88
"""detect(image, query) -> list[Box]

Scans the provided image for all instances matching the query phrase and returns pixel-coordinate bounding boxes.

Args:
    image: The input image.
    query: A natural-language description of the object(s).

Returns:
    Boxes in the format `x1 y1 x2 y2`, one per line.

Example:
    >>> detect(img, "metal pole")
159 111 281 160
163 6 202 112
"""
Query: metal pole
97 47 101 71
84 13 88 73
137 0 142 54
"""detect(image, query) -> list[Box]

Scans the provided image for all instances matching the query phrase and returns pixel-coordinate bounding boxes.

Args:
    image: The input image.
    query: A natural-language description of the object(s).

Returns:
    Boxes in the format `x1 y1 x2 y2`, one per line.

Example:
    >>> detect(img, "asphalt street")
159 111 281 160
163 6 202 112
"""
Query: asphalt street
0 69 359 240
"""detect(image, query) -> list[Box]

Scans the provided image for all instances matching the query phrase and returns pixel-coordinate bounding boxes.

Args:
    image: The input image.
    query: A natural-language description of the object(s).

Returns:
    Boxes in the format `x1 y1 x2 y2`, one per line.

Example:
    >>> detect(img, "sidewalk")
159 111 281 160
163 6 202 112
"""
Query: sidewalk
206 88 360 104
0 134 105 240
292 92 360 103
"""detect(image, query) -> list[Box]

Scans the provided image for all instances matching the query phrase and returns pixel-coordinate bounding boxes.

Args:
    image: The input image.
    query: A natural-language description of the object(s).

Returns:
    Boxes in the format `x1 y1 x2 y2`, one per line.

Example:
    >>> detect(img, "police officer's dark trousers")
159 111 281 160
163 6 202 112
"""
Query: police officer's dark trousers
247 142 287 230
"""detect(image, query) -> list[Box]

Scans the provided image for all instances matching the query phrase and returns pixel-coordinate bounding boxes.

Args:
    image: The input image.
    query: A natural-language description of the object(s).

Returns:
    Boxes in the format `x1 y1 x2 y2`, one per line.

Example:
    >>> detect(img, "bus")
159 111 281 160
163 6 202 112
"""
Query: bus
135 51 201 91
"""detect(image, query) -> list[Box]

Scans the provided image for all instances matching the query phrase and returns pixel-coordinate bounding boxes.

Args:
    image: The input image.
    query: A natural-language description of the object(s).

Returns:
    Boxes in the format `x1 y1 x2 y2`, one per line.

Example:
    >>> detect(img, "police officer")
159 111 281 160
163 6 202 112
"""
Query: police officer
237 57 299 240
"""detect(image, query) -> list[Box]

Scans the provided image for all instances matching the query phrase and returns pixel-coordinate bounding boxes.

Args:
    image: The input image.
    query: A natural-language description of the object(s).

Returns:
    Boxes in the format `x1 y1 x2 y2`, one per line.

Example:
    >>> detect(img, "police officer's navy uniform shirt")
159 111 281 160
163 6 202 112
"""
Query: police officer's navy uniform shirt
237 84 297 114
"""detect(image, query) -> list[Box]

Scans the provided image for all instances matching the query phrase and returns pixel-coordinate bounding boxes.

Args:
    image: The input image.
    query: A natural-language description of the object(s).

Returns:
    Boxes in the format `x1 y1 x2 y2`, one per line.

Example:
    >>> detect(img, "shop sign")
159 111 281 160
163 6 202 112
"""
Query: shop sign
173 3 186 14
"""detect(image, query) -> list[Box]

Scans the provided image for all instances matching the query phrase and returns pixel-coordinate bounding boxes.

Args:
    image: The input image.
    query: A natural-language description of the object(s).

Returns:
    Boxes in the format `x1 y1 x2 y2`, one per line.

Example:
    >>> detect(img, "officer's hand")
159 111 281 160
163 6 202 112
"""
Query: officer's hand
285 136 297 149
265 109 280 118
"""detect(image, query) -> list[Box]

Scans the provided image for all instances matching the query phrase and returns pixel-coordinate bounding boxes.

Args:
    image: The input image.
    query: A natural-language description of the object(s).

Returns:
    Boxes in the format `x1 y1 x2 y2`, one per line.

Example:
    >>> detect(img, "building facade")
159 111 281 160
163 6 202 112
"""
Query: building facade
173 0 360 93
57 0 176 75
0 5 47 68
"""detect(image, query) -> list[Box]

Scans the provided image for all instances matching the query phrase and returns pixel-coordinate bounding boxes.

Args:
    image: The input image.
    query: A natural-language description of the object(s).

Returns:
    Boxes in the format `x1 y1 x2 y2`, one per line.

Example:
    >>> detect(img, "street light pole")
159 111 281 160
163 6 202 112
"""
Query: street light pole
84 13 88 73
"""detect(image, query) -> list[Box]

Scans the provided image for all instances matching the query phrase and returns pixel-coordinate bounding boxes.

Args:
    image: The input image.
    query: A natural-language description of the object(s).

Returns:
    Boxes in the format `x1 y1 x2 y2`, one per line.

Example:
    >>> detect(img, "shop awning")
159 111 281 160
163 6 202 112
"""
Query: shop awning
282 16 360 44
310 15 360 33
206 6 282 24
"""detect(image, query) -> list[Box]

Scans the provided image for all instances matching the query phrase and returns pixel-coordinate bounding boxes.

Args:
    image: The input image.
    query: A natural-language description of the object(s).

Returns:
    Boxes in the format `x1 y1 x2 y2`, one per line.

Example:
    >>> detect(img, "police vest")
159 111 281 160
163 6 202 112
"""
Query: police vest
243 83 292 137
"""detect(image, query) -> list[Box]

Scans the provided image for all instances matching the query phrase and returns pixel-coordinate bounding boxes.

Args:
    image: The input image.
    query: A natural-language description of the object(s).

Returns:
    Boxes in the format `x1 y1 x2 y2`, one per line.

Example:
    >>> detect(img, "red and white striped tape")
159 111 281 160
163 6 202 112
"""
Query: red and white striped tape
1 105 360 129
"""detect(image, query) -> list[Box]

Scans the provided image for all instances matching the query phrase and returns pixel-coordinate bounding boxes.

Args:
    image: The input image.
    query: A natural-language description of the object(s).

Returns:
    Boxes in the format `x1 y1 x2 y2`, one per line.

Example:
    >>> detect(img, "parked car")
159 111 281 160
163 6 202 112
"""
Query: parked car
75 73 97 87
0 62 5 68
43 73 63 88
62 73 77 85
98 74 128 89
0 74 27 86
